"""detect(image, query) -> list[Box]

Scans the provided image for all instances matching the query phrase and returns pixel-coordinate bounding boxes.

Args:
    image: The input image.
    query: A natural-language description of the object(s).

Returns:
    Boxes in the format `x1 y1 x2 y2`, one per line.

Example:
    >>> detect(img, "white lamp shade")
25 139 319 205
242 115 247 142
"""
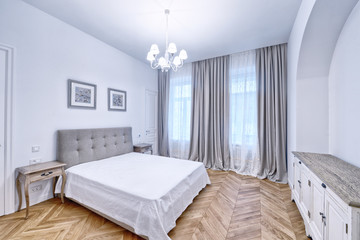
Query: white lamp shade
147 52 155 61
179 49 188 60
173 56 181 66
150 44 160 55
158 57 166 67
167 42 177 54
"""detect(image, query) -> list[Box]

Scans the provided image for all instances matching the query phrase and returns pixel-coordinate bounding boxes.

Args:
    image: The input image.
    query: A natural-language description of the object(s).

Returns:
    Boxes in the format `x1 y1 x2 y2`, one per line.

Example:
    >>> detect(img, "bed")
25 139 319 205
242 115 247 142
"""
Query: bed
54 127 210 240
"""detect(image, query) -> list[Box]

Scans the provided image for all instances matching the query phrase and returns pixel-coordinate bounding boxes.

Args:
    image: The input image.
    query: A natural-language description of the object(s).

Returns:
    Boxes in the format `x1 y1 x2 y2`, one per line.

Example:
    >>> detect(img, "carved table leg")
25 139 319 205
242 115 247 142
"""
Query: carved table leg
24 177 30 219
52 176 58 198
60 167 66 203
16 174 22 212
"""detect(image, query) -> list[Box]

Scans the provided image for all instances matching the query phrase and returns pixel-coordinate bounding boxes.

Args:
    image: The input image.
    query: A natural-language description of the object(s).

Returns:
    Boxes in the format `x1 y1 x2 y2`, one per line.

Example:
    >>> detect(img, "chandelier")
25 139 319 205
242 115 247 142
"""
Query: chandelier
146 9 188 72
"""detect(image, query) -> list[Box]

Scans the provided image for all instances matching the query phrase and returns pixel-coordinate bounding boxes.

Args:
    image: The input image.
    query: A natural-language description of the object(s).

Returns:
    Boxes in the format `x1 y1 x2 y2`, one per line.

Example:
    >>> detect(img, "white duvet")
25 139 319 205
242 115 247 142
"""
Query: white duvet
55 152 210 240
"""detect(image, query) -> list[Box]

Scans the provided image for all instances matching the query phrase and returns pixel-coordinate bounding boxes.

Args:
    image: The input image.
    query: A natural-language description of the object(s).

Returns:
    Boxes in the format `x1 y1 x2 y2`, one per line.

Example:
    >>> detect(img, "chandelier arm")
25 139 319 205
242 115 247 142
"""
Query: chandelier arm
168 54 174 63
170 61 179 72
150 61 159 70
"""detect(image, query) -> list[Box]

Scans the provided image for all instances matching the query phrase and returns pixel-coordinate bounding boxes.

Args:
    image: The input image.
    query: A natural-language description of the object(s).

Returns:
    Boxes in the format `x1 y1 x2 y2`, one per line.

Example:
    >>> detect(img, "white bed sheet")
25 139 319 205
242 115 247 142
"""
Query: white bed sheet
55 152 210 240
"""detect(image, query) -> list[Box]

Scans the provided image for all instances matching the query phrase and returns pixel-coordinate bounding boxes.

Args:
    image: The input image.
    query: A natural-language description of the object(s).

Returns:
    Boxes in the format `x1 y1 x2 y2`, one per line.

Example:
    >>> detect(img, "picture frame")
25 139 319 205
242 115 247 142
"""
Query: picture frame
108 88 127 111
68 79 97 109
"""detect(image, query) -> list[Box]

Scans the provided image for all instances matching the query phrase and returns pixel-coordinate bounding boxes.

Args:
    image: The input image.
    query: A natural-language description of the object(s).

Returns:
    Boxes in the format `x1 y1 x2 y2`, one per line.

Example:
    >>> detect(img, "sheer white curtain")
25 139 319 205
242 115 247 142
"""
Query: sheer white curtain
168 63 192 159
229 50 260 176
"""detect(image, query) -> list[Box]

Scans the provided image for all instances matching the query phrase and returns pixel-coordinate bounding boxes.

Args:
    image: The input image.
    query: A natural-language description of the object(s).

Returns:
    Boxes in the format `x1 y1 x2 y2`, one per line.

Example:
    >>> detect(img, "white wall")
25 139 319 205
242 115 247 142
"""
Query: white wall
0 0 157 211
287 0 316 186
296 76 328 153
329 2 360 168
293 0 357 156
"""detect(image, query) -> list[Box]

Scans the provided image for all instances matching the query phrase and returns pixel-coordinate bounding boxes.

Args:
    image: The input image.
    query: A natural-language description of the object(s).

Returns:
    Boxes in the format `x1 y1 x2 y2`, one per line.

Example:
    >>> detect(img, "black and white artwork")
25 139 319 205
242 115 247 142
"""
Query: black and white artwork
68 79 96 109
108 88 126 111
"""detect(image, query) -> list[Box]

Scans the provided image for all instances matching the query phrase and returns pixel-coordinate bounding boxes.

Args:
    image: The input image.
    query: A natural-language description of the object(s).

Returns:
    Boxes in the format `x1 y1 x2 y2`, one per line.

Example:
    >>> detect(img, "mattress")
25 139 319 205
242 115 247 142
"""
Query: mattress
55 152 210 240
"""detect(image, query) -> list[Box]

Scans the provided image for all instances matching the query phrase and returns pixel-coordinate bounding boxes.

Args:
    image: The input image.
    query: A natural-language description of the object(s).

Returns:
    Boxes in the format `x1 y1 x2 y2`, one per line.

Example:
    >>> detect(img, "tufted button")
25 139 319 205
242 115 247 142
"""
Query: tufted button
104 144 106 147
77 148 80 151
91 137 94 140
115 142 117 145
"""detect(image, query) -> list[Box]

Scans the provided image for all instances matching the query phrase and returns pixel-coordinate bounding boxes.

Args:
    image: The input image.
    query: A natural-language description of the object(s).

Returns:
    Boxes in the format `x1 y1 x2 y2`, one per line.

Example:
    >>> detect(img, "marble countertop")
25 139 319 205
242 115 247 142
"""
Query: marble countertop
292 152 360 208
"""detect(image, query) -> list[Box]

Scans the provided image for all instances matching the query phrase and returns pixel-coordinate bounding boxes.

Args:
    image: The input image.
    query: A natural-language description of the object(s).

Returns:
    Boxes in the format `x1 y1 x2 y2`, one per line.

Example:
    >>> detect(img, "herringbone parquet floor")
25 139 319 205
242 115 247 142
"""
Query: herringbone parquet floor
0 170 309 240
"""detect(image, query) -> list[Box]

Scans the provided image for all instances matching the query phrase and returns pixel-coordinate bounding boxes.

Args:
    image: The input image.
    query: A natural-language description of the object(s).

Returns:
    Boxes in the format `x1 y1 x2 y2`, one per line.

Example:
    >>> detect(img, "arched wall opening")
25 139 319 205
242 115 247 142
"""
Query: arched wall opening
287 0 359 184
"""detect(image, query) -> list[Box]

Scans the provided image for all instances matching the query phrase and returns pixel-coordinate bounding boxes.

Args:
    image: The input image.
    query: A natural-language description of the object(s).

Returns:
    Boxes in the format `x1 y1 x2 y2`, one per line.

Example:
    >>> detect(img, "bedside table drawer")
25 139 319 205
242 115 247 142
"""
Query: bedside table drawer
141 146 152 152
29 167 62 182
134 144 153 154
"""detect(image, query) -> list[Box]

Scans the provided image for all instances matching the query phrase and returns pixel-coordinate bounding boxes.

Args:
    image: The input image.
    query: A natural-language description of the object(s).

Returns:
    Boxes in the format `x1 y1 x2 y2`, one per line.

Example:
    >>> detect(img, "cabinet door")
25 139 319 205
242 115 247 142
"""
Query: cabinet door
300 168 312 222
312 179 325 240
288 155 294 190
325 194 348 240
293 159 301 202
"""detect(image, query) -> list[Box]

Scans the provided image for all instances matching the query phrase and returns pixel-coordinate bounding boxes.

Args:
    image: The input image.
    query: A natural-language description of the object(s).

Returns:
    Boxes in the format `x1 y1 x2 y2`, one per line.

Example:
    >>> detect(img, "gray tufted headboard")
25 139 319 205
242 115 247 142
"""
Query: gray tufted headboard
57 127 133 169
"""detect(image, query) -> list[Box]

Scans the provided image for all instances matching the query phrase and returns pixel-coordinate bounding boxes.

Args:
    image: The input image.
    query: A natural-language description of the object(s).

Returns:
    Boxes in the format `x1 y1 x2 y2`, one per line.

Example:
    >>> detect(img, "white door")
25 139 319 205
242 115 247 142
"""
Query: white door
300 166 312 222
312 178 325 240
293 159 301 202
145 90 158 155
288 155 294 190
325 194 348 240
0 48 6 216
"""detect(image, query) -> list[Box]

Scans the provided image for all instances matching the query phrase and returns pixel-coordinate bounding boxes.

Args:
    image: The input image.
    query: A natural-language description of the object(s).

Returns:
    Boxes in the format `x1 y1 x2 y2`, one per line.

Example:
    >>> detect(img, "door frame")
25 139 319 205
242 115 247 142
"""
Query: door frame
0 43 15 215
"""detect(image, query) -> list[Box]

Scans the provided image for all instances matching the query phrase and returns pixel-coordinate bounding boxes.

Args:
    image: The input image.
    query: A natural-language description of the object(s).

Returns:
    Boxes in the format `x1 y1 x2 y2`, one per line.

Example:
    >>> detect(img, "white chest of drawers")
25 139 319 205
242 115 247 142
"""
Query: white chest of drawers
291 152 360 240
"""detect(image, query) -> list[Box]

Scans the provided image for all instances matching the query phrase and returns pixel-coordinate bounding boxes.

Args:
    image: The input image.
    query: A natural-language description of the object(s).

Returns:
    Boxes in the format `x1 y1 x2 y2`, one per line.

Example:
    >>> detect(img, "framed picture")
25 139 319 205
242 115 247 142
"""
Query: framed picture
68 79 96 109
108 88 126 111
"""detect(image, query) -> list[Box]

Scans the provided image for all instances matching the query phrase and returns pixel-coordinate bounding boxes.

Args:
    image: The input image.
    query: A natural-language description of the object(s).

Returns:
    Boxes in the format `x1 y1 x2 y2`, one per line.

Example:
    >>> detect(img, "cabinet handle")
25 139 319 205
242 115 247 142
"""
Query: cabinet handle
346 223 348 234
321 214 326 226
41 171 53 177
321 183 327 188
299 161 302 164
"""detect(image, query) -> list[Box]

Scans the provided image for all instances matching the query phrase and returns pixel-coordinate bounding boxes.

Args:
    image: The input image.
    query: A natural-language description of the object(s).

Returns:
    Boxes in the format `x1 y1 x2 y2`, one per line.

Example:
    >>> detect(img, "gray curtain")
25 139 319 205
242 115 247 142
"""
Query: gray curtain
157 70 170 157
256 44 287 183
189 56 231 169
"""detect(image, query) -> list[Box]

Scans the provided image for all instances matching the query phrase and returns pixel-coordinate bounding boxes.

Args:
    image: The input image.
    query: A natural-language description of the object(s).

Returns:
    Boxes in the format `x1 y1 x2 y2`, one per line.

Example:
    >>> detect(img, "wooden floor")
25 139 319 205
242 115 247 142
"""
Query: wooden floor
0 170 309 240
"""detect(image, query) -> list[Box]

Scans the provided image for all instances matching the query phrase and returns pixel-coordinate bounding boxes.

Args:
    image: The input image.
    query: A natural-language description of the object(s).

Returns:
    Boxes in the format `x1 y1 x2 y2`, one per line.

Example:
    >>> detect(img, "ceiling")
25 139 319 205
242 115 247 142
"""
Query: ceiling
22 0 301 63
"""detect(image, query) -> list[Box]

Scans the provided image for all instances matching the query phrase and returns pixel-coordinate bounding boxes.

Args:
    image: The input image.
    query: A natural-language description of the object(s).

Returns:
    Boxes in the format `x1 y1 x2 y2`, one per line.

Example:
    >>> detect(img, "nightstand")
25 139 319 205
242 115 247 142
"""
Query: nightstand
134 143 153 154
16 161 66 219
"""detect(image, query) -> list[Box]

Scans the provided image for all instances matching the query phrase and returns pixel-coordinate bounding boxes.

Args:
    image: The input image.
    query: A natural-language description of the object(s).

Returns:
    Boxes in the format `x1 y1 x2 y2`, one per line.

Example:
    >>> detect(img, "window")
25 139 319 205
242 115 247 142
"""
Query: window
168 63 192 158
169 78 191 141
229 51 257 147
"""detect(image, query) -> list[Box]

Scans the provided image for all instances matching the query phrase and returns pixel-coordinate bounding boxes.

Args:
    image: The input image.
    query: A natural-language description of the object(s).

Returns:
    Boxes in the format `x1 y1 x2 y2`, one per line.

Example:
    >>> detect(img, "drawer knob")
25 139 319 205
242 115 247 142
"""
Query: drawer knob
321 183 326 188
